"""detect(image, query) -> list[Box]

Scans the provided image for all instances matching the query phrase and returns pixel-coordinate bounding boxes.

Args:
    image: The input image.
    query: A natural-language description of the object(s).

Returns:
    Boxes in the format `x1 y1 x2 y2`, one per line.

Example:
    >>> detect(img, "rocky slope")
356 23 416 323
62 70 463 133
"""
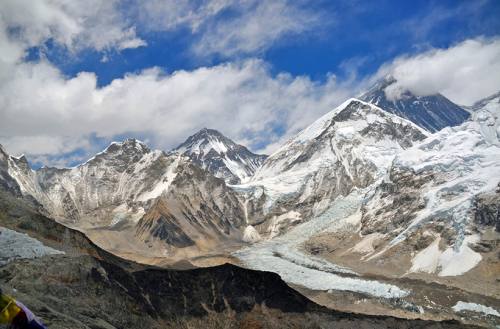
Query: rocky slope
1 138 247 260
360 77 470 132
238 98 428 237
174 128 267 184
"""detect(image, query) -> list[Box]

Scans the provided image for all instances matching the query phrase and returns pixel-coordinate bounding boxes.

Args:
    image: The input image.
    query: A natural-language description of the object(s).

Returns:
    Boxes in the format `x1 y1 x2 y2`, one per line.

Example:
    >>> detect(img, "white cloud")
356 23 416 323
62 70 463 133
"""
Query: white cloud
136 0 232 32
1 1 499 167
375 38 500 105
0 0 334 166
136 0 321 57
192 1 321 57
0 58 354 164
0 135 89 157
0 0 146 63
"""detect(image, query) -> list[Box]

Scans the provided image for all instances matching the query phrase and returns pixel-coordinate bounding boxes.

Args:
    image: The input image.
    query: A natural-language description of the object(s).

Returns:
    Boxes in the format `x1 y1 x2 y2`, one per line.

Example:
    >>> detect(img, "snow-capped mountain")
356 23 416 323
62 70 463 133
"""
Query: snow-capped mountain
0 145 22 196
469 90 500 144
173 128 267 184
240 98 428 237
360 77 470 132
1 138 246 257
308 91 500 281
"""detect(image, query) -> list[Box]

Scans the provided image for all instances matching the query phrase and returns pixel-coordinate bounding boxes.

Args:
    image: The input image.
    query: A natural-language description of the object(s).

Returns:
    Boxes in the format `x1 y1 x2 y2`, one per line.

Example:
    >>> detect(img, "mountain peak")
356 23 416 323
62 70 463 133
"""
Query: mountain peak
78 138 151 168
197 127 224 136
290 97 427 146
359 78 470 132
175 128 233 156
104 138 150 154
174 128 266 184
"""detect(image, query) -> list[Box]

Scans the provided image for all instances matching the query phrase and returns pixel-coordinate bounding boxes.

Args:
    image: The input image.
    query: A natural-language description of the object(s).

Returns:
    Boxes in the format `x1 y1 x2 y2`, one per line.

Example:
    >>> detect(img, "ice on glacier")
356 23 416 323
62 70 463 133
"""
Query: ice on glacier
0 226 64 265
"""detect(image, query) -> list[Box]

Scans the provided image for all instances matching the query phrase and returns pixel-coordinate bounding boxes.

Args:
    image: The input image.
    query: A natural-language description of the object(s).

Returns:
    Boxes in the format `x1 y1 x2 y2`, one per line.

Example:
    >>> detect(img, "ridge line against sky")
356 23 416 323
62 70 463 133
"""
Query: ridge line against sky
0 0 499 167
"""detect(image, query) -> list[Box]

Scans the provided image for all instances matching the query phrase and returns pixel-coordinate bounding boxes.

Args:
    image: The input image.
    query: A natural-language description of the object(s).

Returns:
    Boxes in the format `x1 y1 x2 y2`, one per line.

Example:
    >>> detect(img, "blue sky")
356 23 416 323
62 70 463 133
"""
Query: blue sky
44 0 500 85
1 0 500 167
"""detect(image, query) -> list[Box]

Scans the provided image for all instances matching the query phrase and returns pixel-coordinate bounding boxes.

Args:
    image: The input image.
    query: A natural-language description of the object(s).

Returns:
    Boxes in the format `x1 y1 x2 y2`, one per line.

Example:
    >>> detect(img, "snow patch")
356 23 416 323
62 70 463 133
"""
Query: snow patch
351 233 384 255
110 204 145 227
452 301 500 317
410 237 441 274
438 235 482 277
243 226 261 243
137 155 180 202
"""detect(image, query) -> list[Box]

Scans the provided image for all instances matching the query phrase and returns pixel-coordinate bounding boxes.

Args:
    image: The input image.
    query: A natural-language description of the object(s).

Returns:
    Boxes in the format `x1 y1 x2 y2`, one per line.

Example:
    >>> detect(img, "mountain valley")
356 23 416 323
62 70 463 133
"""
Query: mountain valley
1 82 499 328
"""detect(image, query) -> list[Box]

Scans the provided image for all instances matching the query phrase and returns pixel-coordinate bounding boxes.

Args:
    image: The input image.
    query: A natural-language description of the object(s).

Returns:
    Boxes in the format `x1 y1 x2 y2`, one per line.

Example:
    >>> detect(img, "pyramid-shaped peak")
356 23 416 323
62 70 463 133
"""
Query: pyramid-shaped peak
105 138 150 153
174 128 238 154
359 77 469 132
193 128 226 139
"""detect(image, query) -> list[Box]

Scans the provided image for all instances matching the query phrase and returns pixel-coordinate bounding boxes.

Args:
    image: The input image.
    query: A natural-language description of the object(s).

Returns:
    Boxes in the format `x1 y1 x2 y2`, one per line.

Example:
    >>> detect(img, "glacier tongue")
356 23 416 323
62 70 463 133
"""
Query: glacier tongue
235 191 409 298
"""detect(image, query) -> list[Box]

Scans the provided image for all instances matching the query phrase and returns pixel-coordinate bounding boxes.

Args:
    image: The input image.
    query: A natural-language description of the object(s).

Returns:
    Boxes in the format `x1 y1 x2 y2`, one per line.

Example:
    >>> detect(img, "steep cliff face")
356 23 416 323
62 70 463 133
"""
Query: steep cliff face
0 145 22 196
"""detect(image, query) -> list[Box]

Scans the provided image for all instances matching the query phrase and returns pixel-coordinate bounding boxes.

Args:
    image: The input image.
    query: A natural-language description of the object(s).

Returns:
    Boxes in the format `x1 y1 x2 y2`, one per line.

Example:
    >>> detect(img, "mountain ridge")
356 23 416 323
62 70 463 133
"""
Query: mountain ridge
360 77 470 132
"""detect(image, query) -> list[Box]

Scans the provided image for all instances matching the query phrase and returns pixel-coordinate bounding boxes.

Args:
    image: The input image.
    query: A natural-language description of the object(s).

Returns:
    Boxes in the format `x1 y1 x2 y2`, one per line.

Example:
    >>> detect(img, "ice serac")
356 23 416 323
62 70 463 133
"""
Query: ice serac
469 90 500 144
243 98 428 236
174 128 267 184
355 90 500 277
3 138 247 257
360 76 470 132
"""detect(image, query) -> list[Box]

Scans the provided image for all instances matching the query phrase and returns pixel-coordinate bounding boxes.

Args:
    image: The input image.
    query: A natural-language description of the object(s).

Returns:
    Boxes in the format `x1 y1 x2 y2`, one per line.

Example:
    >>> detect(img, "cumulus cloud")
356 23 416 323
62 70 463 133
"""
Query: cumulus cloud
0 0 146 63
375 38 500 105
136 0 321 57
0 0 334 166
1 1 498 168
0 58 354 165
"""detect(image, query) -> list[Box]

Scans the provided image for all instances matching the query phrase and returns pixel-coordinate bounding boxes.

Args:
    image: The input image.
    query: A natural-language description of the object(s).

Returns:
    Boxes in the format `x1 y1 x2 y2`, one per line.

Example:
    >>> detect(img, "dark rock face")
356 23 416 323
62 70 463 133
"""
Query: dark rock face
0 145 22 196
2 255 476 329
134 264 313 317
174 128 267 184
360 77 470 132
361 166 432 236
473 187 500 232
